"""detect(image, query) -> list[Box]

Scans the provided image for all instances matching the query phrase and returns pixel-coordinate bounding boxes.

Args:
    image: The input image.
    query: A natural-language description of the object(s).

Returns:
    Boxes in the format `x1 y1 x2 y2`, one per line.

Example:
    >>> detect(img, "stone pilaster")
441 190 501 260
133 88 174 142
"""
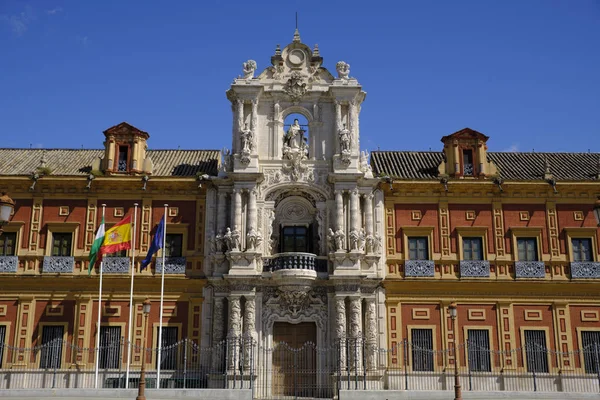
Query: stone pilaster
73 296 93 365
335 191 344 231
364 298 378 370
211 296 226 369
247 189 257 232
335 101 342 153
350 189 359 232
364 193 374 236
242 296 256 370
217 191 227 234
227 295 242 370
348 296 363 371
553 302 574 370
546 202 560 260
496 302 517 370
13 297 35 365
232 189 242 231
335 296 347 370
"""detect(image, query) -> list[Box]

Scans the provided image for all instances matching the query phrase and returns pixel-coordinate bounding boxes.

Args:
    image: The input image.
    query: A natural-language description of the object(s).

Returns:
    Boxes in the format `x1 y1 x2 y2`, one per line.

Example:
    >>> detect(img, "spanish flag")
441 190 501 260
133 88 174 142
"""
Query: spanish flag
100 215 132 256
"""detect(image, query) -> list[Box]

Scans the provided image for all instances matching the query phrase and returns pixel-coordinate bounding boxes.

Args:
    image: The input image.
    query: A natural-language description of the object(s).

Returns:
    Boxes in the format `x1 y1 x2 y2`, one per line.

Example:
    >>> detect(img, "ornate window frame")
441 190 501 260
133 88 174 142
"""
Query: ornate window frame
510 227 544 262
402 227 435 260
456 227 489 261
576 326 600 373
163 224 189 257
565 228 598 262
519 326 552 373
462 325 496 371
0 320 11 368
36 322 69 367
44 222 80 257
407 324 440 372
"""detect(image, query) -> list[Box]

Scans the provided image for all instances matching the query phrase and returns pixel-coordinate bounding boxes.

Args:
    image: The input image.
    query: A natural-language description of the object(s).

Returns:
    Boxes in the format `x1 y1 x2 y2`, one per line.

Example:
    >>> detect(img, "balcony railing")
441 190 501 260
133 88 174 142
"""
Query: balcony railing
0 255 18 273
571 262 600 279
42 256 74 273
405 260 435 277
155 257 186 274
515 261 545 278
460 260 490 277
102 257 130 274
264 252 321 273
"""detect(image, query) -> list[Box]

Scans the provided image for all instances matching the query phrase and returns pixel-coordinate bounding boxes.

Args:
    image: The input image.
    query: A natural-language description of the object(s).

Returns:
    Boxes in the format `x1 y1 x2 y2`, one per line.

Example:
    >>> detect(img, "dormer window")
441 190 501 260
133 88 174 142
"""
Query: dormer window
463 149 474 176
117 145 129 172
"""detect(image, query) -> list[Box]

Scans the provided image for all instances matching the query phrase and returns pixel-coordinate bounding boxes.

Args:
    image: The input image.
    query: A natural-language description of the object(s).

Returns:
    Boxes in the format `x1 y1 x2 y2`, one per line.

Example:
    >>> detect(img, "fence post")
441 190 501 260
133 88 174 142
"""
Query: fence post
224 337 229 389
183 338 188 389
52 339 58 389
293 349 298 400
403 339 408 391
595 342 600 393
118 336 124 388
362 337 366 390
467 342 472 391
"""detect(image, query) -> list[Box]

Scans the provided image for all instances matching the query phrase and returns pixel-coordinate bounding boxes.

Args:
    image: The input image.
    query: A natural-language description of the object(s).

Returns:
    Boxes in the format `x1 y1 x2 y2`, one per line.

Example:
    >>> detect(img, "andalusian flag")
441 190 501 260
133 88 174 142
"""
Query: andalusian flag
88 217 105 275
101 215 132 256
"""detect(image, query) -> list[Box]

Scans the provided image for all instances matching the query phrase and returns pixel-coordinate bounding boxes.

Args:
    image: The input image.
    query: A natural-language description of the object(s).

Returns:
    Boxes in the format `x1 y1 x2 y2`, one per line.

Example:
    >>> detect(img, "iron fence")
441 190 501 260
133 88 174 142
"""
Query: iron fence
1 336 600 398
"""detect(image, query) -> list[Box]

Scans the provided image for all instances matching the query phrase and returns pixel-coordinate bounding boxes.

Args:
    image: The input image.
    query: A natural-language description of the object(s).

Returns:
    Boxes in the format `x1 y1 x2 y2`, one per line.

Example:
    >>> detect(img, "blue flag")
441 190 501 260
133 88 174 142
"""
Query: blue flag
141 215 165 270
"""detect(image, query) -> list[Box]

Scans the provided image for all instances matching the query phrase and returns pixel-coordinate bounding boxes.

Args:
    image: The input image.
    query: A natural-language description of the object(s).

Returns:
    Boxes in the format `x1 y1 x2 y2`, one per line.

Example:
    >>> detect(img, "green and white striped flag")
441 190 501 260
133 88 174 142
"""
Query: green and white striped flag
88 217 105 275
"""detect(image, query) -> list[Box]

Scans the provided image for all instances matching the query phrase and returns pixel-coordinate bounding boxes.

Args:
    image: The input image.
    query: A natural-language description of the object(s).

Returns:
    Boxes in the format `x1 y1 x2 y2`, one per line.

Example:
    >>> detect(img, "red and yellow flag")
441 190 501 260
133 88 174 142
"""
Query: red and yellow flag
100 215 132 256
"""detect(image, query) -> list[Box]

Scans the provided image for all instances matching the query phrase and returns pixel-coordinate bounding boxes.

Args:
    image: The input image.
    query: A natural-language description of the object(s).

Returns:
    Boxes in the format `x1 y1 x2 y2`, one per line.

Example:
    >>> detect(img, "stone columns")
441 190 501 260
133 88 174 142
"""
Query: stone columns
247 189 257 231
211 296 226 369
335 191 344 231
335 297 347 370
232 100 243 153
217 192 227 235
227 295 242 370
348 101 355 152
364 193 374 236
348 296 363 371
242 296 256 370
335 101 342 153
364 298 378 370
232 189 242 232
350 189 359 232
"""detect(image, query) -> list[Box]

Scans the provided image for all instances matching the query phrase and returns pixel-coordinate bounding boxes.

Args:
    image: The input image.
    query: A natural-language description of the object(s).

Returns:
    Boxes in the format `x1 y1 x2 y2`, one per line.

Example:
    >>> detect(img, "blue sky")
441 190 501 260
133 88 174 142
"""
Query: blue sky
1 0 599 153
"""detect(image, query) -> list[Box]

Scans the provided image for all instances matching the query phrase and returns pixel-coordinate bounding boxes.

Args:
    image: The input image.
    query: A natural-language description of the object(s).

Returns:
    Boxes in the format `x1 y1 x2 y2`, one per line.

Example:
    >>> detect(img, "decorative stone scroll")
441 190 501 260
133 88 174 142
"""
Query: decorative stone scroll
515 261 545 278
102 257 130 274
0 256 18 273
459 260 490 278
571 262 600 279
42 256 74 273
404 260 435 277
155 257 186 274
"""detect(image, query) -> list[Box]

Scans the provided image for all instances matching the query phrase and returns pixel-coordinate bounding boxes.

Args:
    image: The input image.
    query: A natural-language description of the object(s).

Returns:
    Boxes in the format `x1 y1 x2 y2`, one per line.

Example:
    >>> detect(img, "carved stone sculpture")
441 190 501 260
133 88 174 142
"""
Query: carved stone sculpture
358 228 366 252
349 229 360 251
336 61 350 80
284 119 305 150
246 227 262 252
365 234 375 254
360 151 374 178
240 123 253 152
327 228 336 253
224 227 240 251
335 229 346 251
339 124 351 153
242 60 257 79
373 233 382 254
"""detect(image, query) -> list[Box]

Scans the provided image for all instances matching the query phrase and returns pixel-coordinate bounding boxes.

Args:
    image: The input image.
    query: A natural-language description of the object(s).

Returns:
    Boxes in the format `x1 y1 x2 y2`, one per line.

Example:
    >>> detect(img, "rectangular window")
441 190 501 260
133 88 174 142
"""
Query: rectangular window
467 329 491 372
582 331 600 374
0 232 17 256
156 326 178 370
463 149 474 176
165 234 183 258
281 226 309 253
524 330 548 373
517 238 538 261
0 325 6 367
105 249 127 257
99 326 121 369
408 237 428 260
463 237 483 261
411 328 434 372
572 238 593 262
117 145 128 172
52 233 72 257
40 325 64 369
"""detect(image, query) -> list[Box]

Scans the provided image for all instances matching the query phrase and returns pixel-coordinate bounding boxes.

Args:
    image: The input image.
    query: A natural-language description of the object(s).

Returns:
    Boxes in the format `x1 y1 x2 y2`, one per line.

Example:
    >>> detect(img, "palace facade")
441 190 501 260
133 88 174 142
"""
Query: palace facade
0 29 599 396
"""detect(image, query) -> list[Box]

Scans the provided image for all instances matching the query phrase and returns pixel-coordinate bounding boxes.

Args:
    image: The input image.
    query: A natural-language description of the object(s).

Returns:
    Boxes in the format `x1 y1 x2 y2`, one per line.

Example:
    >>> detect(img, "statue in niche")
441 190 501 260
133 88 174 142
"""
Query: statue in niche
215 230 225 252
224 228 241 251
373 232 382 254
336 61 350 80
339 124 351 154
242 60 257 79
284 119 306 150
224 228 233 251
240 123 253 153
335 228 346 251
349 229 360 251
365 234 375 254
358 228 366 252
246 227 262 252
327 228 336 253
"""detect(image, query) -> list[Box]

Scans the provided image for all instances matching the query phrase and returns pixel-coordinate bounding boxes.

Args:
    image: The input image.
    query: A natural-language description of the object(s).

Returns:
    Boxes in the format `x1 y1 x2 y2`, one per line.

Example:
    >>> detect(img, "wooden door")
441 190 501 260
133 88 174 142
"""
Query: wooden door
272 322 317 397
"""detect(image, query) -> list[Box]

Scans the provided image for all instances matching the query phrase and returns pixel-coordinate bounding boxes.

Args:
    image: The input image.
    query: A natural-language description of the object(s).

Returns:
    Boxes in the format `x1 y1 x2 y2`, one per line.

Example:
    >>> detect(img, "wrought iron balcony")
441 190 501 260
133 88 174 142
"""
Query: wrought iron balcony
155 257 186 274
264 252 319 273
571 262 600 279
515 261 545 278
102 257 130 274
42 256 74 273
0 256 18 273
460 260 490 277
404 260 435 277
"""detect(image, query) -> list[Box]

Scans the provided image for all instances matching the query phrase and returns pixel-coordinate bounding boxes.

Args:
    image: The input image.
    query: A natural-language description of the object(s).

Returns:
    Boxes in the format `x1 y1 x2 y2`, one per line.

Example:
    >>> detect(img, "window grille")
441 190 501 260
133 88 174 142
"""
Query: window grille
524 330 548 373
582 331 600 374
467 329 491 372
411 328 434 371
99 326 121 369
157 326 178 370
40 325 64 369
